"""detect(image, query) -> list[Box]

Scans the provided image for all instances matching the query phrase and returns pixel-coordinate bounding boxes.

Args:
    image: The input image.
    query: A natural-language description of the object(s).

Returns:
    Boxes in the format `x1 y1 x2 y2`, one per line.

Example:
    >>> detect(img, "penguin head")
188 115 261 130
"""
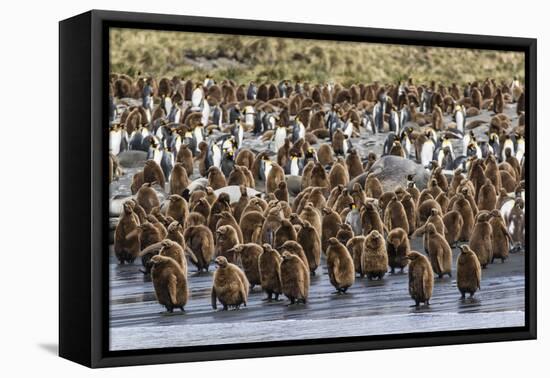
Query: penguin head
214 256 229 268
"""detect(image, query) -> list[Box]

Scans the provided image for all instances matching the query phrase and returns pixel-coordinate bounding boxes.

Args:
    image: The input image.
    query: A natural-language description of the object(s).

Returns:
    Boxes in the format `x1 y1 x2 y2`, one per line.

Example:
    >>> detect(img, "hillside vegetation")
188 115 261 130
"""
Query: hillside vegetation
110 27 525 86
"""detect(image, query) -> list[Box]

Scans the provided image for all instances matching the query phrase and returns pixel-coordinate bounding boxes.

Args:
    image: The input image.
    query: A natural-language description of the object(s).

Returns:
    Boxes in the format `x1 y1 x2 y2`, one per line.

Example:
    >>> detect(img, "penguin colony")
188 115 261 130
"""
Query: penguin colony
110 74 526 311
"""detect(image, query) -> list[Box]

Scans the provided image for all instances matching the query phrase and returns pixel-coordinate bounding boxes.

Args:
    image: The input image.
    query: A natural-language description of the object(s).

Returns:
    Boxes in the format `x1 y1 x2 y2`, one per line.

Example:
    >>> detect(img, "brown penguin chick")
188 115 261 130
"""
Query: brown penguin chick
196 141 209 177
414 207 446 245
468 159 486 202
469 212 494 268
452 193 475 242
207 166 227 190
321 207 342 253
227 243 262 290
384 193 409 234
114 201 140 264
297 220 322 275
401 192 416 235
137 222 163 250
336 223 354 246
136 183 160 214
176 143 194 176
216 211 243 243
364 152 377 171
274 219 298 248
227 165 248 187
211 256 249 310
471 87 483 110
365 174 383 199
232 185 249 223
326 237 355 293
300 203 323 240
274 181 289 202
332 129 347 156
239 210 265 244
406 177 421 205
261 205 283 244
130 199 147 224
484 154 501 192
259 244 283 301
279 240 309 271
492 88 504 114
170 163 189 196
149 205 167 227
266 162 285 194
130 171 145 195
389 140 405 157
300 160 315 190
456 245 482 299
166 221 184 248
505 149 521 179
310 162 330 188
308 187 328 210
404 251 434 306
207 192 231 233
150 255 189 313
508 199 525 250
450 169 466 193
159 239 188 275
378 191 396 217
333 188 354 214
192 197 211 222
435 192 449 213
361 230 389 280
417 198 442 227
489 210 511 263
424 178 443 200
166 194 189 225
280 251 310 305
326 185 344 209
425 223 452 278
146 214 168 239
205 186 218 205
215 225 240 264
346 149 364 179
277 138 292 169
143 160 166 189
183 225 215 272
431 167 449 192
500 170 517 193
477 179 497 211
442 210 464 247
188 189 206 208
460 186 479 216
351 182 367 207
234 148 255 171
185 212 206 228
317 143 334 165
346 236 366 277
360 201 385 236
386 228 410 274
328 161 349 189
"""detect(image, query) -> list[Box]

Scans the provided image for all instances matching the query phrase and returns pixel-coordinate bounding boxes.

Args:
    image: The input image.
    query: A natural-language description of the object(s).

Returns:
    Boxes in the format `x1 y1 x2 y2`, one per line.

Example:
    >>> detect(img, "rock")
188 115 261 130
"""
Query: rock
186 178 209 193
110 194 132 217
349 155 430 192
117 150 148 168
214 185 262 203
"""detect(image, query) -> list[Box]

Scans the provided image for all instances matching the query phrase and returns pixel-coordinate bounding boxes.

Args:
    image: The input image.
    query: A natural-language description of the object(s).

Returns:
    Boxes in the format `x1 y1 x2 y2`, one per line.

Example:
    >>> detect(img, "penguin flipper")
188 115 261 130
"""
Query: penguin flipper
168 274 178 305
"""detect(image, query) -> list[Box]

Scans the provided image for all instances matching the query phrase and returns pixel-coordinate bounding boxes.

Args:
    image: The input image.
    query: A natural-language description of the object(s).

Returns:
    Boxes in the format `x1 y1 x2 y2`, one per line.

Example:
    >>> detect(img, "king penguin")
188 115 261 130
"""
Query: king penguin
286 153 303 176
273 124 287 152
191 84 204 110
292 119 306 143
453 104 466 132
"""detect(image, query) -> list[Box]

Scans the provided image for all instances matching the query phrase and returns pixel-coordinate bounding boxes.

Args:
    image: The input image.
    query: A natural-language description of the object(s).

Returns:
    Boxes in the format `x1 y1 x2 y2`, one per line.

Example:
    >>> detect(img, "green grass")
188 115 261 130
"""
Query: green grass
110 27 525 86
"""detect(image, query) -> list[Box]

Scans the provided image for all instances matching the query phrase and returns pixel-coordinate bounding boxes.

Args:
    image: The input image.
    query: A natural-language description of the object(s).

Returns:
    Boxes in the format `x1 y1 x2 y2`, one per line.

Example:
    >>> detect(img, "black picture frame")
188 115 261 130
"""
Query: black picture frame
59 9 537 368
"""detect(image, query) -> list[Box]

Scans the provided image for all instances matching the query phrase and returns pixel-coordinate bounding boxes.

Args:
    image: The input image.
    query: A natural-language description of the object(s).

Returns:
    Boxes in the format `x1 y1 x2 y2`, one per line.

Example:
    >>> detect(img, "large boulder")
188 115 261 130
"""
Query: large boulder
349 155 430 192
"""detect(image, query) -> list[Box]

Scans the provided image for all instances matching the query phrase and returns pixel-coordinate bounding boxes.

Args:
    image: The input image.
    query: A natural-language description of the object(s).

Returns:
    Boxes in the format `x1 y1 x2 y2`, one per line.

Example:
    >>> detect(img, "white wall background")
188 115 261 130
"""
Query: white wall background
0 0 545 375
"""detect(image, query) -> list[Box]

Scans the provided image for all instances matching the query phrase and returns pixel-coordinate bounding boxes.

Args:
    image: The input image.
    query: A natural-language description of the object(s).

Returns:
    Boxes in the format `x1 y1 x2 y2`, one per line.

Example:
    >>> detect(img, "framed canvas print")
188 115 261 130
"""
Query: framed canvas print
59 10 537 368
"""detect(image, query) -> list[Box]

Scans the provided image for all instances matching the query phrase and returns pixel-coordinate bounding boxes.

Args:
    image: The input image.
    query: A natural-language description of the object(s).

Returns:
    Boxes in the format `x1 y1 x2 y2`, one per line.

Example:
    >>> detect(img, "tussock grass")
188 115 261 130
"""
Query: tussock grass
110 28 524 85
